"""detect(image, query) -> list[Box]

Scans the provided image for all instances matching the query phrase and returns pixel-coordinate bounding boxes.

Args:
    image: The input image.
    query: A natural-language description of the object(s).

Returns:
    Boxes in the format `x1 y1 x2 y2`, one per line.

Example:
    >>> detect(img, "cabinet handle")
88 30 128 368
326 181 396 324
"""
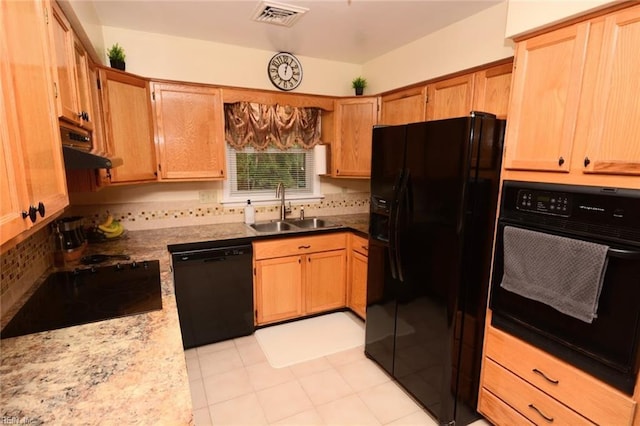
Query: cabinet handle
532 368 559 384
528 404 554 423
22 206 37 223
298 245 311 249
584 157 591 167
308 257 311 263
37 202 45 218
558 157 565 166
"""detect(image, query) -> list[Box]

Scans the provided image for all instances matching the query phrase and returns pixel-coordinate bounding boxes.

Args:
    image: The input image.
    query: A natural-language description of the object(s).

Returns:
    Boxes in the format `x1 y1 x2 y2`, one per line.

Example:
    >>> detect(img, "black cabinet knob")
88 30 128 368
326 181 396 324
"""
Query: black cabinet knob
27 206 37 223
584 157 591 167
37 202 45 217
558 157 565 166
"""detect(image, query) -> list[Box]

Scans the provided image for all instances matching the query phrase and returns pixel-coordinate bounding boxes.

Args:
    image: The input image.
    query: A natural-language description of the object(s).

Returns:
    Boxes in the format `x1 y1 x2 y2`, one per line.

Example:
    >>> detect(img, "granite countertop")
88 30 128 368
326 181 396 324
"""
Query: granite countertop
0 213 368 425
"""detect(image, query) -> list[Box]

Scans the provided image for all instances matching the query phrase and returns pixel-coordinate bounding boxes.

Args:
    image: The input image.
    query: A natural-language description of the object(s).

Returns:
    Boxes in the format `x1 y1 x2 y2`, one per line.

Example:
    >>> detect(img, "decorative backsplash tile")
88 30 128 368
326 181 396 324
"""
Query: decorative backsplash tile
1 226 53 317
68 192 370 231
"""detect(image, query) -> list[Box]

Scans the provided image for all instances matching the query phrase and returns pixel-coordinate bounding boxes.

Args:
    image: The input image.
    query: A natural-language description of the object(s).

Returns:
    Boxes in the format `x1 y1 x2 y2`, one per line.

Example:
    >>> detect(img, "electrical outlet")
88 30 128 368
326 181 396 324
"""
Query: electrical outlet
198 190 216 204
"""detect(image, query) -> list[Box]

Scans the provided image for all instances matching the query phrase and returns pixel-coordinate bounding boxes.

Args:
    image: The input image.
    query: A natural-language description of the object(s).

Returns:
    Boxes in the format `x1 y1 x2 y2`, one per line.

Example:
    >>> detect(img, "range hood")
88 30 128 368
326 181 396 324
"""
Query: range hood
60 124 123 169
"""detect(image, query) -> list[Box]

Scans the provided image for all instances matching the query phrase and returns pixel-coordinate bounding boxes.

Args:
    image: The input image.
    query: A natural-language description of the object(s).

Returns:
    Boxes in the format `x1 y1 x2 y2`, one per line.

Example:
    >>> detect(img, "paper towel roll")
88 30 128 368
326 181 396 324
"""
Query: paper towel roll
314 144 327 175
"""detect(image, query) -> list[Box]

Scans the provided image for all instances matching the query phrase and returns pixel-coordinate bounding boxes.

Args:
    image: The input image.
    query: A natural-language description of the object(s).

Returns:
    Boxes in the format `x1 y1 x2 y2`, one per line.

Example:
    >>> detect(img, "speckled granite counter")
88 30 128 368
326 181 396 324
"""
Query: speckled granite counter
0 213 368 425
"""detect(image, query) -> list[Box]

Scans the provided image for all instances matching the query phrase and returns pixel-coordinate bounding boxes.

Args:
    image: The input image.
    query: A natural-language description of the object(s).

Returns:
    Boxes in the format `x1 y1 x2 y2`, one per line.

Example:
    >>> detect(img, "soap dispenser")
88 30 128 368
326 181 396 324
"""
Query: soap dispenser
244 200 255 224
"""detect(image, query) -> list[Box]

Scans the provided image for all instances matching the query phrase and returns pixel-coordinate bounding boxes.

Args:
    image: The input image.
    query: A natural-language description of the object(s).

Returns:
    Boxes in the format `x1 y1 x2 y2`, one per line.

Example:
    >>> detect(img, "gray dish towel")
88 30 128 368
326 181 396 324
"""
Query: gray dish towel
500 226 609 323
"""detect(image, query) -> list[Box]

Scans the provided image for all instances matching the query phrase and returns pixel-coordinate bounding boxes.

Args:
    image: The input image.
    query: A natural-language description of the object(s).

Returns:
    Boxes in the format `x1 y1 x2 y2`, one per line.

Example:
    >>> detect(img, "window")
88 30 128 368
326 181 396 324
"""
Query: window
222 145 320 204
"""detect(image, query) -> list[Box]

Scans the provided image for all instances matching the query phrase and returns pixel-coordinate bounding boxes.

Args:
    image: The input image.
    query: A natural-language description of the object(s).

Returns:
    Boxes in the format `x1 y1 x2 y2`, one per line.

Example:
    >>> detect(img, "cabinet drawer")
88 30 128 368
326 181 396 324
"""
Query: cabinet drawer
484 325 636 425
478 388 534 426
350 234 369 257
254 233 347 260
483 358 595 425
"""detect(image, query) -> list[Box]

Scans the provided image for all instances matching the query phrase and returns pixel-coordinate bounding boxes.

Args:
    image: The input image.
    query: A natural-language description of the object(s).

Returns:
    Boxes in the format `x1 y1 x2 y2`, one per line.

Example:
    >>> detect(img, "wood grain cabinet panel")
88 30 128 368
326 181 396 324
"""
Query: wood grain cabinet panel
472 62 513 119
254 255 304 325
99 68 157 184
348 234 368 319
305 250 347 314
0 0 68 247
331 97 378 177
380 86 427 125
426 74 474 121
151 82 226 180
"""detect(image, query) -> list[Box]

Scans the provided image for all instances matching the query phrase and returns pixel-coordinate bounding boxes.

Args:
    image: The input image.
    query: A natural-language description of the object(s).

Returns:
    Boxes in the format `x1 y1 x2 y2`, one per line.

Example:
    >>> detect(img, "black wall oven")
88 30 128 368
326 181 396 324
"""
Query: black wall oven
490 181 640 395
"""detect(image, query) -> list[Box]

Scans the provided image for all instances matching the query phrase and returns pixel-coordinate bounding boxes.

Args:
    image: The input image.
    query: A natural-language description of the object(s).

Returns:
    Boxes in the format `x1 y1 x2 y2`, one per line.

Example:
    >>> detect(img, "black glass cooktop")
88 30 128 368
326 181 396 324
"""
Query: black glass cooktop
1 260 162 339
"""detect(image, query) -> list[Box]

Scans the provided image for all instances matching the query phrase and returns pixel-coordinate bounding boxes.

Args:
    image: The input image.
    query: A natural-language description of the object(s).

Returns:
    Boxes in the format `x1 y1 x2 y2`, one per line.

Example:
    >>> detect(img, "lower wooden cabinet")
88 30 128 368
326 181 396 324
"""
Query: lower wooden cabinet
253 233 347 326
348 234 368 319
480 323 636 425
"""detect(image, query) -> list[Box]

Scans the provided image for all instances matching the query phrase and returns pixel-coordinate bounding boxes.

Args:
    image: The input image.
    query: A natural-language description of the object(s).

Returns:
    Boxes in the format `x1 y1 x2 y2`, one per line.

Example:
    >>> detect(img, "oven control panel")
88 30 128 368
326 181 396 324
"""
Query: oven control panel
516 189 571 216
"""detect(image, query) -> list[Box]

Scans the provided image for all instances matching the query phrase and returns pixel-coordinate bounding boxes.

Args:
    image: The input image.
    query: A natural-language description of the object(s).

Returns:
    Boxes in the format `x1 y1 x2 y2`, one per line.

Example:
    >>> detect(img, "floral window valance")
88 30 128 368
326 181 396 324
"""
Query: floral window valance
224 102 321 151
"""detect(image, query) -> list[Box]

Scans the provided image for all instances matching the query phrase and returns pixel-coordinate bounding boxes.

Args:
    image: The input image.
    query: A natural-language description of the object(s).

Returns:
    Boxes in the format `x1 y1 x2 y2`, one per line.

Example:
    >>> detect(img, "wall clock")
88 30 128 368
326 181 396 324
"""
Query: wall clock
267 52 303 91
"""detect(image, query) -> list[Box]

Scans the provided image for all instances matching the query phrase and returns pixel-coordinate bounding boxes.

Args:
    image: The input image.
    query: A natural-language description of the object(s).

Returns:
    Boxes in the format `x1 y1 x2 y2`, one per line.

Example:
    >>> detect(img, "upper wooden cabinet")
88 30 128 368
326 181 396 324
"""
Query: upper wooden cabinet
47 1 92 130
151 82 226 181
472 62 513 119
329 96 378 177
99 68 157 184
380 86 427 125
503 3 640 188
426 74 475 121
1 0 68 246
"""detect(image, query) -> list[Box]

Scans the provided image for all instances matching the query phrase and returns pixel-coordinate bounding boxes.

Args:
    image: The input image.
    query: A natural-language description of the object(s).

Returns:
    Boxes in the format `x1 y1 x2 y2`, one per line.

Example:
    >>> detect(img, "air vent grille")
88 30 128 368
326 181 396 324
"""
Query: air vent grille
252 1 309 27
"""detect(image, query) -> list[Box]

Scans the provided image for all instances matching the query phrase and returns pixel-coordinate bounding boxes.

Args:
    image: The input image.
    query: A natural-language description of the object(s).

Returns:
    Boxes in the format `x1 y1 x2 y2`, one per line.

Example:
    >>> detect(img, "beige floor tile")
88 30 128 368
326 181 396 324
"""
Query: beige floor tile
256 380 314 423
358 381 421 424
237 341 268 366
192 406 213 426
289 356 333 379
196 339 236 356
385 409 436 426
199 347 244 378
203 367 254 405
185 355 201 382
468 419 492 426
189 378 208 410
272 408 325 425
336 358 390 392
245 361 296 391
299 368 355 405
316 394 381 425
234 334 258 347
209 392 268 425
325 345 366 367
184 348 199 360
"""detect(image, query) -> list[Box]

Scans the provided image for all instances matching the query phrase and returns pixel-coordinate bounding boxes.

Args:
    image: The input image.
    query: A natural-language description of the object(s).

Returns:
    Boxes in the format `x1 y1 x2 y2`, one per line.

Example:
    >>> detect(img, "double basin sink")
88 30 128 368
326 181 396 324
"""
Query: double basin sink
250 217 340 233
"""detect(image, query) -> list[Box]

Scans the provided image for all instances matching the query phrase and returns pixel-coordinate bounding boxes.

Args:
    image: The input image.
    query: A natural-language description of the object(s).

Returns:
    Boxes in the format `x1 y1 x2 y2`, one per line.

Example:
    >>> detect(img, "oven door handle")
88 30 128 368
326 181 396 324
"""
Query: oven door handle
608 247 640 260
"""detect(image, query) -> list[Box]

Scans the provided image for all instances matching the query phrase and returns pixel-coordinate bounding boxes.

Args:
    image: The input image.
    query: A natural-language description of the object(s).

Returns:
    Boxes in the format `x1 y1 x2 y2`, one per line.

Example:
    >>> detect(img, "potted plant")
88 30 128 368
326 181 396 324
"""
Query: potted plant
352 77 367 96
107 43 126 71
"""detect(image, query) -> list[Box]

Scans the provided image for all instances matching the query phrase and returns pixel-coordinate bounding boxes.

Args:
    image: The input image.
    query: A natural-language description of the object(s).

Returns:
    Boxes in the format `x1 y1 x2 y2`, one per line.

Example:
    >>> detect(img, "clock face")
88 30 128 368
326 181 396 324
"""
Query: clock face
268 52 302 91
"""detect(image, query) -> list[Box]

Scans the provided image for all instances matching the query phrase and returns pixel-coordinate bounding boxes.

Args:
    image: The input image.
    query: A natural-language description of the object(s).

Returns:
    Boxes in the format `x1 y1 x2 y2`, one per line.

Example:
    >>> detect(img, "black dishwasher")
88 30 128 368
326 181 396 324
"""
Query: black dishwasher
171 243 254 349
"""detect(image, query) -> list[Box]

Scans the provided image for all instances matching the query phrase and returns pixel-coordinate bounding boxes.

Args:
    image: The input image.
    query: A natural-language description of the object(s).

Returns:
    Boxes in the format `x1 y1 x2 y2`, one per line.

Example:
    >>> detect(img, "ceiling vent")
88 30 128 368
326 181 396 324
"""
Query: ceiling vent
252 1 309 27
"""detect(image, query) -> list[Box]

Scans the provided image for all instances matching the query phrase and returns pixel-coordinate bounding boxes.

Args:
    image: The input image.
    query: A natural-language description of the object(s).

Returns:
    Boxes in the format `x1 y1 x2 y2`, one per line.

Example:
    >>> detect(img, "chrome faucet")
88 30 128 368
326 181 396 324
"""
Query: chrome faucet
275 182 291 220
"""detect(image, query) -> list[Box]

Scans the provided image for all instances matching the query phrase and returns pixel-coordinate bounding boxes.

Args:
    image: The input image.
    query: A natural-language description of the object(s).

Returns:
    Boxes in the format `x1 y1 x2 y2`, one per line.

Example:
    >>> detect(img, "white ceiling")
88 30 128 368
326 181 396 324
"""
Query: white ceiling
90 0 502 64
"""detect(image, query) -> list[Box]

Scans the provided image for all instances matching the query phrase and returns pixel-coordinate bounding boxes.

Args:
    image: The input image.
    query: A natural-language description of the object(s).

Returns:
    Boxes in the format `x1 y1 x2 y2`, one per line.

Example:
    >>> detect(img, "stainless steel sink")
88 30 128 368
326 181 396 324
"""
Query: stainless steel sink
250 221 293 233
287 218 337 229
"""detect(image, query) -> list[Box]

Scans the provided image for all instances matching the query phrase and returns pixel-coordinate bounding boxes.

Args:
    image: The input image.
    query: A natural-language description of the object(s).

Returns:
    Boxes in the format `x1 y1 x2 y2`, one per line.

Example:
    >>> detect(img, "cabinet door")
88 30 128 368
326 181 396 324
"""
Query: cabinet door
100 68 157 183
426 74 474 121
255 256 303 325
503 23 589 172
583 5 640 177
380 86 427 125
333 97 378 177
152 83 226 180
472 62 513 119
72 34 93 130
48 1 78 124
305 249 347 314
1 0 68 246
349 250 368 319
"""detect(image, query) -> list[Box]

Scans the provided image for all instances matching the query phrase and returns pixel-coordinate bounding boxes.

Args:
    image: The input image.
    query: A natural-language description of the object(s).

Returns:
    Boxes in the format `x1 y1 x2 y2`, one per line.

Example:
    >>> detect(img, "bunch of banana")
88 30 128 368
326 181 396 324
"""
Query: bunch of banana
96 213 124 239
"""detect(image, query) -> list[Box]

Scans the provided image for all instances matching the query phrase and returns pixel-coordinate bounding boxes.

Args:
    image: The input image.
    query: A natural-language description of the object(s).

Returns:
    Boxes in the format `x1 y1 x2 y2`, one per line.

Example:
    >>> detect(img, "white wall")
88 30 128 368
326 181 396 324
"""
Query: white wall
505 0 618 38
363 1 514 94
63 0 105 63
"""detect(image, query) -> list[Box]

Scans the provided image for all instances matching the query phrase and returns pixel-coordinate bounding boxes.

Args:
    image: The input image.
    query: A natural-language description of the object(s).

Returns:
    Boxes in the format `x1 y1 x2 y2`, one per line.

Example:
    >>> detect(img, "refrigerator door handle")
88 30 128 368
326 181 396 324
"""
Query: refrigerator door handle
394 170 411 282
387 170 404 280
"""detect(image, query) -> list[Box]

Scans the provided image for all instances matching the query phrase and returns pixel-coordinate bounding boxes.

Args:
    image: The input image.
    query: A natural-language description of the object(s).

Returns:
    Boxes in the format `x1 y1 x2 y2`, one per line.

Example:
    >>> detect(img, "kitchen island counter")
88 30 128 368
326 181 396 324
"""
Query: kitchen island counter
0 213 368 424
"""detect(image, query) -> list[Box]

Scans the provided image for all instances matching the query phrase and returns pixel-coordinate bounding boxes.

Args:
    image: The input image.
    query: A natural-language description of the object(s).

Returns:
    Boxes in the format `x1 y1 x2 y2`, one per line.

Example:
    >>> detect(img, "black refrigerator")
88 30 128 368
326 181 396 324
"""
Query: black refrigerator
365 112 505 425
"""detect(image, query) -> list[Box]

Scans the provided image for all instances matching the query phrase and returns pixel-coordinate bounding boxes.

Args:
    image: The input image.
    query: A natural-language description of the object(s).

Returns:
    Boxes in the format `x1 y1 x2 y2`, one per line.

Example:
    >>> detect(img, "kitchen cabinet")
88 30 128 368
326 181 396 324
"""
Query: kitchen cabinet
99 68 157 184
151 82 226 180
472 62 512 119
328 97 378 177
47 1 92 130
253 233 347 325
479 323 636 425
379 86 427 125
0 0 69 247
502 4 640 188
426 74 474 121
347 233 368 319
